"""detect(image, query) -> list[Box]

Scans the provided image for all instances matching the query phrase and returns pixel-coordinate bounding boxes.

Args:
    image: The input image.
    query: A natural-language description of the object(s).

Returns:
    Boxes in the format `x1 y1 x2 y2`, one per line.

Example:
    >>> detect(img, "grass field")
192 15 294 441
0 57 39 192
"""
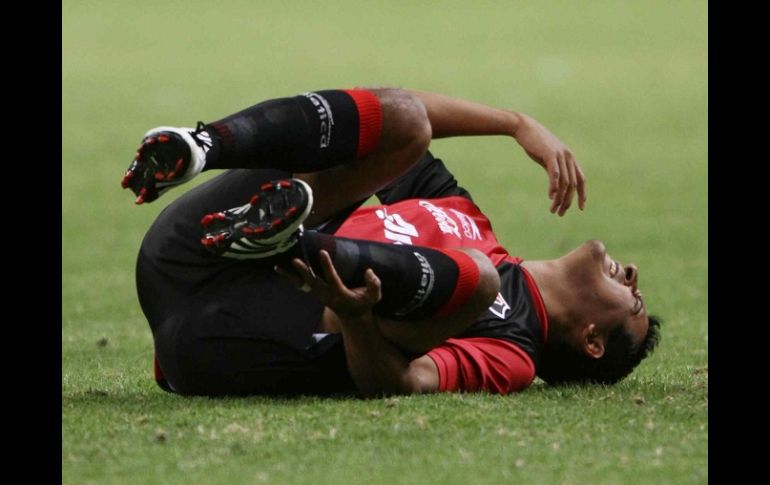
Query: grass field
62 1 708 483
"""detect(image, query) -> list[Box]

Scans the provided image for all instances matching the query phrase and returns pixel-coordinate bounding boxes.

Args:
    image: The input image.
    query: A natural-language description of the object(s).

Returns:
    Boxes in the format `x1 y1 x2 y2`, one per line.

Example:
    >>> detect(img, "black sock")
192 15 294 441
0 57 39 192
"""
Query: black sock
296 232 479 321
202 90 382 173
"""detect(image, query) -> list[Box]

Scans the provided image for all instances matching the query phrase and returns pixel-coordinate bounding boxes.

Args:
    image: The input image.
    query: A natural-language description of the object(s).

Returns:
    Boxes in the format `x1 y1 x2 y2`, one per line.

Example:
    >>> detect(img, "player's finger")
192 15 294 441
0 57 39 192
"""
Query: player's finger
319 250 349 294
550 154 568 214
291 257 320 289
363 269 383 304
575 161 587 211
548 157 560 201
559 155 578 216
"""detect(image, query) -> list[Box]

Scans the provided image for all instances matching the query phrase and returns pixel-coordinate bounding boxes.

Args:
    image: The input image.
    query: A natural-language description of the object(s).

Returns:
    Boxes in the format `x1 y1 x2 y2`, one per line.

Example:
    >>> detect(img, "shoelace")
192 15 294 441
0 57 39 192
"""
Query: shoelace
190 121 213 150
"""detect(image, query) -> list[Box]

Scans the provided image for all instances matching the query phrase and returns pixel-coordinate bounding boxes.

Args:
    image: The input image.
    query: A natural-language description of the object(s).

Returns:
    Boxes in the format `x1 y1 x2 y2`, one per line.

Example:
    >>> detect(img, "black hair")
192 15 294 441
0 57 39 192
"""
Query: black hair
536 315 662 385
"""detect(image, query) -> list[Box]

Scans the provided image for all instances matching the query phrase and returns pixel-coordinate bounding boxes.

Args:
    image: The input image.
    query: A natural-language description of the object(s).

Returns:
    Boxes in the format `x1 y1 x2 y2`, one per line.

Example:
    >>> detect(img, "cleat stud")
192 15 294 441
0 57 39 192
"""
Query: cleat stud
139 188 148 196
201 214 214 226
286 207 298 217
249 195 260 205
260 183 274 191
154 171 166 181
158 134 170 143
121 171 135 188
135 195 145 205
214 212 226 220
146 137 157 144
166 171 176 179
254 227 266 235
242 227 254 235
271 219 283 228
175 158 184 171
279 180 291 188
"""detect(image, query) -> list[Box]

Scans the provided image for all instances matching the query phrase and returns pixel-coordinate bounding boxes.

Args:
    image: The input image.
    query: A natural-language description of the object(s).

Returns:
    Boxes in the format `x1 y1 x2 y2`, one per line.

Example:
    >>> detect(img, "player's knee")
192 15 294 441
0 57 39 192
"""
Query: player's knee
461 248 500 312
372 88 431 160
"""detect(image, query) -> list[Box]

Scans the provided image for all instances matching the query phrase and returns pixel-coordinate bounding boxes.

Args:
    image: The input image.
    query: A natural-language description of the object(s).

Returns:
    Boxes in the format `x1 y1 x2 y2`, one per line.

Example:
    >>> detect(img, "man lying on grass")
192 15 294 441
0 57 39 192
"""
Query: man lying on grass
122 87 661 396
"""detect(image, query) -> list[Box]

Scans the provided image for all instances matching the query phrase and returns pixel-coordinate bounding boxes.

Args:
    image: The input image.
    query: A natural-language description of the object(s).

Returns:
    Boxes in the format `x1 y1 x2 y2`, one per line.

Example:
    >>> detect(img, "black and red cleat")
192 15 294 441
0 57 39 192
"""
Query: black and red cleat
121 123 212 205
200 178 313 259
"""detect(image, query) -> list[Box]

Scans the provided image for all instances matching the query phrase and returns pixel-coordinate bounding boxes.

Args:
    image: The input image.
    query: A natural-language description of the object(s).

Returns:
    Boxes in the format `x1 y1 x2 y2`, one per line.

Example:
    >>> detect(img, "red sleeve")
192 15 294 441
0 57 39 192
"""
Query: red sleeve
426 337 536 394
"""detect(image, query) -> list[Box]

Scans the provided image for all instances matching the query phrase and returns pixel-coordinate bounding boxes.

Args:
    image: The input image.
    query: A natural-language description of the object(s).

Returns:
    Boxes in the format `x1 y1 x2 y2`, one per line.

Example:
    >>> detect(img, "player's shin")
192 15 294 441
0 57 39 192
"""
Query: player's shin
202 90 382 172
299 232 480 321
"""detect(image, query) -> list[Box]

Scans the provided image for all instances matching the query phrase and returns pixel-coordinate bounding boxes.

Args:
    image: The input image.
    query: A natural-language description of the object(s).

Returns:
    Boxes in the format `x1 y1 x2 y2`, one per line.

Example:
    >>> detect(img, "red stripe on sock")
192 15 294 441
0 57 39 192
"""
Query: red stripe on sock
435 249 481 318
343 89 382 158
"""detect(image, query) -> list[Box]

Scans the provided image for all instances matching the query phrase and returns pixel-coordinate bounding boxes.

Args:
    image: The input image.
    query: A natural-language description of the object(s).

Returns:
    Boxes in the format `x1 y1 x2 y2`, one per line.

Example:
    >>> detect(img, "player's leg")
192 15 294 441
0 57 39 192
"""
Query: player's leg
346 249 500 356
139 193 356 397
152 289 356 396
302 242 501 356
135 169 339 395
204 87 430 227
194 179 499 347
122 88 430 215
295 88 430 227
149 238 497 395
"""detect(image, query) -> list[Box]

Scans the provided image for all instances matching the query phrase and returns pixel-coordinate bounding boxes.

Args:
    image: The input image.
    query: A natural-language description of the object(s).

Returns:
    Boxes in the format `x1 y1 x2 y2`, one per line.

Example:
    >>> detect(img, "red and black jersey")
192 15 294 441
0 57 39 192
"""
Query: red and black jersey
332 154 549 394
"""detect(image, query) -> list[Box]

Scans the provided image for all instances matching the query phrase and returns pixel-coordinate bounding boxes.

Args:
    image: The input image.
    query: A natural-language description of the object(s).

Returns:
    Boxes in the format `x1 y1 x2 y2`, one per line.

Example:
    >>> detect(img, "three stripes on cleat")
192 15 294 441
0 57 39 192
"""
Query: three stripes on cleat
199 180 304 252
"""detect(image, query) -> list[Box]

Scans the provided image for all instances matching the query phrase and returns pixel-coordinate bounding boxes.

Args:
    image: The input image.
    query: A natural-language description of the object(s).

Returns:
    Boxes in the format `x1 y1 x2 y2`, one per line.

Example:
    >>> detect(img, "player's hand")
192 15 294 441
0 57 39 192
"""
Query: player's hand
512 113 587 216
281 250 382 319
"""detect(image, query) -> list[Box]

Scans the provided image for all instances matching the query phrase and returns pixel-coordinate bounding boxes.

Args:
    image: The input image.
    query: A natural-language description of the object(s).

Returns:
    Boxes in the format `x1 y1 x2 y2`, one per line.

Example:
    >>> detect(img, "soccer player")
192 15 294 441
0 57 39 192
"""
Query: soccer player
122 88 660 396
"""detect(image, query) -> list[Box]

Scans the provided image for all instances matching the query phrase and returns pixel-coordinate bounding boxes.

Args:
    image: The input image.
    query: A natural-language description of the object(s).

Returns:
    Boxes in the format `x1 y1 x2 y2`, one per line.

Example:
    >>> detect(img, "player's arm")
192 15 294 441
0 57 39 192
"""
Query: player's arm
335 311 440 396
285 251 439 396
410 90 586 216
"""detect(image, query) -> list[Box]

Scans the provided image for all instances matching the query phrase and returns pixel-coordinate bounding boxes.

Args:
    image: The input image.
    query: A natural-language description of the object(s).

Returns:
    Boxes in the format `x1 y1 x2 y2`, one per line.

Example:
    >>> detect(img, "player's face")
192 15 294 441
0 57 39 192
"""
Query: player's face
560 240 649 346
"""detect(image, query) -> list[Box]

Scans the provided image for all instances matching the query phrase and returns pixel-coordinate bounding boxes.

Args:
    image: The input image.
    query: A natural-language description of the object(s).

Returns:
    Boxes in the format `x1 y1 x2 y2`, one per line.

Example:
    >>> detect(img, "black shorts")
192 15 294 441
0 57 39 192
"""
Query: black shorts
136 153 471 396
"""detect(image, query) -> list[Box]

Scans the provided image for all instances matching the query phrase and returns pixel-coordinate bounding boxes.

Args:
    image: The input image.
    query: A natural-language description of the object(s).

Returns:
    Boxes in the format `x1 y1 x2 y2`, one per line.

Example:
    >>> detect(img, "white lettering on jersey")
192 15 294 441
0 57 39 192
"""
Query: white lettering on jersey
489 292 511 319
418 200 461 239
449 208 482 240
376 208 418 245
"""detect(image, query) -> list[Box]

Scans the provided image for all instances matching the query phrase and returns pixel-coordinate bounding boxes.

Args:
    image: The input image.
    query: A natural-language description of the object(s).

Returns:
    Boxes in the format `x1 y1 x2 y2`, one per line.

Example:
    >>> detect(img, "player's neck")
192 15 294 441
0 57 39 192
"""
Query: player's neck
520 259 578 335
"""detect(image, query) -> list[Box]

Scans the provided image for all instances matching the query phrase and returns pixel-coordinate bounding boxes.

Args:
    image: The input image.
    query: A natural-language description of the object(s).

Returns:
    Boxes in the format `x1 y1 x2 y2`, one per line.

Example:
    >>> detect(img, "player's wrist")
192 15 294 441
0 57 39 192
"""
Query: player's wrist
507 111 525 137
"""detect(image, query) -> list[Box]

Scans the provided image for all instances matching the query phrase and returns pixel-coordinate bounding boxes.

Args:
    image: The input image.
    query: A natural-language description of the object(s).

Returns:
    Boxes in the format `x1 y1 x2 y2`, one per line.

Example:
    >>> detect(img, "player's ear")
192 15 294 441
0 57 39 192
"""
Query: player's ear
580 323 605 359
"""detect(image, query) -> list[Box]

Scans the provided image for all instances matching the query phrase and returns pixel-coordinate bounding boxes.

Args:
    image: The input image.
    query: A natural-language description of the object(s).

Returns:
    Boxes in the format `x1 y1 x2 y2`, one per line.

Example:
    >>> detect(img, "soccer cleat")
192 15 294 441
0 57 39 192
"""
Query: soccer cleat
200 178 313 259
121 122 212 204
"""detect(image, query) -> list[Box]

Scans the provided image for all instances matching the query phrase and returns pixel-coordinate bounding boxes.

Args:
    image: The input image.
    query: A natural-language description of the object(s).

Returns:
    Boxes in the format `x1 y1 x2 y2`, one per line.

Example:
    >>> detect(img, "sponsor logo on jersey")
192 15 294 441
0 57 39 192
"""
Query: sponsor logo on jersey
489 292 511 319
375 208 418 245
418 200 461 238
303 92 335 148
449 208 482 240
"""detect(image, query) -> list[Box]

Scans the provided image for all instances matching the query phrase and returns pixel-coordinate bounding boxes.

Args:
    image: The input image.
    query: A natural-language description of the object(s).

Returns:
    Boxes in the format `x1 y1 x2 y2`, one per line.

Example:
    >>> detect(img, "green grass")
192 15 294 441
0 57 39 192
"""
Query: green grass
62 0 707 483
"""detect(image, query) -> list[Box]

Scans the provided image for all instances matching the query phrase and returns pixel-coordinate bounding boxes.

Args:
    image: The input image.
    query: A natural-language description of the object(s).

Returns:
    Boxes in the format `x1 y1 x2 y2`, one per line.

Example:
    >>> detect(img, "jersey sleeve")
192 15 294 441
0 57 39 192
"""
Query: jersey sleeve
426 337 536 394
375 151 473 204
